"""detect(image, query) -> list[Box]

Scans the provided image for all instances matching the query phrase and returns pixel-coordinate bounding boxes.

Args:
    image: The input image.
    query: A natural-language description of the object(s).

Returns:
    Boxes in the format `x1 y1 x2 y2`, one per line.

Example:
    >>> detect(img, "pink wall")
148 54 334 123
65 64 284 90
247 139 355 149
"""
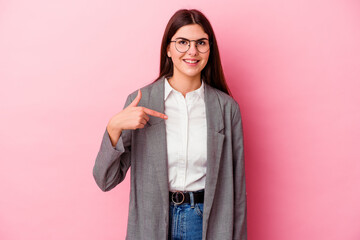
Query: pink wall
1 0 359 239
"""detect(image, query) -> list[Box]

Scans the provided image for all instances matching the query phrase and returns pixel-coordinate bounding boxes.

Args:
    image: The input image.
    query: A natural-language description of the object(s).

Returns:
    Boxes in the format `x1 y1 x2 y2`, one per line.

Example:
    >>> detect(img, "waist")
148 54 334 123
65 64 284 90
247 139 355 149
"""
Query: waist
169 189 204 205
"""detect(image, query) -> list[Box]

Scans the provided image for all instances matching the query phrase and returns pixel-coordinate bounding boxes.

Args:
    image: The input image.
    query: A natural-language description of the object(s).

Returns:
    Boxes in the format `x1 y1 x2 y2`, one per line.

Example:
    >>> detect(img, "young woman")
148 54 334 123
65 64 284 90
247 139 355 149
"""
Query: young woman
93 9 247 240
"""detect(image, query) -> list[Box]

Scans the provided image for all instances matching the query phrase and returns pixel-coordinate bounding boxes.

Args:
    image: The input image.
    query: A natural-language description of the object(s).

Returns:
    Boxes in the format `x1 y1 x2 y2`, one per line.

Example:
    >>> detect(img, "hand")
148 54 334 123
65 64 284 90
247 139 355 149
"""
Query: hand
107 89 168 146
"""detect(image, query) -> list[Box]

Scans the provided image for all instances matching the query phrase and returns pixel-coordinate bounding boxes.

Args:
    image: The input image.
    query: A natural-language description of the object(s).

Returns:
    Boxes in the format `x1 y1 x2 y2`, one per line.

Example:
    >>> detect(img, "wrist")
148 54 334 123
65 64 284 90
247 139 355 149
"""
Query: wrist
107 118 122 133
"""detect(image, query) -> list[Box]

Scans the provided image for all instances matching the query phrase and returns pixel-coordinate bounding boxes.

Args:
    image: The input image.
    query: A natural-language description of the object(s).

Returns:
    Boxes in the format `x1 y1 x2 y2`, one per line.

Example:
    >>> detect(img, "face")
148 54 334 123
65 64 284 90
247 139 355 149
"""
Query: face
167 24 210 80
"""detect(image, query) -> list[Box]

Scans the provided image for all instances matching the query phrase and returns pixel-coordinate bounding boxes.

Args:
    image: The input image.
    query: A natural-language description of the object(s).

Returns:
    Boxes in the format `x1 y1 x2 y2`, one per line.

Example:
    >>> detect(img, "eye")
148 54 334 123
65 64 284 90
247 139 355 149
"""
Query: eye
197 41 206 45
178 40 188 45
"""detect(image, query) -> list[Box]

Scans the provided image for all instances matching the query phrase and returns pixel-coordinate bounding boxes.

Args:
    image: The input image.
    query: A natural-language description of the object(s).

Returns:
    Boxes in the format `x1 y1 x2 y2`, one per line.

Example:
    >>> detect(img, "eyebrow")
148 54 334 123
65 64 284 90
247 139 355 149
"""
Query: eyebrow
175 37 209 41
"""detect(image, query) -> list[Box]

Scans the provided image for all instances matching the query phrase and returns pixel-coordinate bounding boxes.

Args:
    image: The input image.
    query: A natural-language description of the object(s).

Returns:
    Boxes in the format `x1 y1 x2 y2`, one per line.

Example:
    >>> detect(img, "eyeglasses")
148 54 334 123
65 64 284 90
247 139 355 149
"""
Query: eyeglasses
169 38 211 53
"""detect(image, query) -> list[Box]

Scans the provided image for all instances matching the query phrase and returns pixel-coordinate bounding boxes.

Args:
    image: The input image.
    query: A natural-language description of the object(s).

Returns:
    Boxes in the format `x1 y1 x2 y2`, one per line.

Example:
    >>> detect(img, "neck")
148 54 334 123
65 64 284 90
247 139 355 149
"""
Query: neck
168 73 202 97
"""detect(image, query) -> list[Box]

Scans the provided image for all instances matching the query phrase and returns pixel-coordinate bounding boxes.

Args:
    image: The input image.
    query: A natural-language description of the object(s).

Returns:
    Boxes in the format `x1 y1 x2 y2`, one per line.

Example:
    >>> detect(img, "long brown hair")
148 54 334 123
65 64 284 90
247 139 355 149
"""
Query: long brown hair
154 9 232 96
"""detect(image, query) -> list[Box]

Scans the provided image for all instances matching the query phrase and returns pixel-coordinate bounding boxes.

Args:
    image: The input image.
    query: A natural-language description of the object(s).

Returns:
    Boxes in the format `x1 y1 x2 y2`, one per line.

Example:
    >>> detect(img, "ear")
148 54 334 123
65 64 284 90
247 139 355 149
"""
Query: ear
167 46 171 58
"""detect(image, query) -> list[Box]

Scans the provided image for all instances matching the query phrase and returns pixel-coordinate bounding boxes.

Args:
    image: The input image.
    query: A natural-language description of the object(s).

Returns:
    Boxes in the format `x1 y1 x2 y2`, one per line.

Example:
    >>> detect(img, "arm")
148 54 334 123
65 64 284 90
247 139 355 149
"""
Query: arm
92 94 134 192
232 102 248 239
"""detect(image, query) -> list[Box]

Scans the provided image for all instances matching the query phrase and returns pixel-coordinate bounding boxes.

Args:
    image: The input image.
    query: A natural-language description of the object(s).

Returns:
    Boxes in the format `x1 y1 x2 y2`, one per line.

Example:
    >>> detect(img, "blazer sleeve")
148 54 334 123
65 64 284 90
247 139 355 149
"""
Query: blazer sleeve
92 94 134 192
232 102 248 239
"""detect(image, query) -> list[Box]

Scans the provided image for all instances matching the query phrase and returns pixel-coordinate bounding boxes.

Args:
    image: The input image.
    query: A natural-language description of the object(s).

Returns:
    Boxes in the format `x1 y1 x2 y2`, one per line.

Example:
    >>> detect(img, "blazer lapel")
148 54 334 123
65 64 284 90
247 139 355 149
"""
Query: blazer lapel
203 82 225 228
144 77 169 209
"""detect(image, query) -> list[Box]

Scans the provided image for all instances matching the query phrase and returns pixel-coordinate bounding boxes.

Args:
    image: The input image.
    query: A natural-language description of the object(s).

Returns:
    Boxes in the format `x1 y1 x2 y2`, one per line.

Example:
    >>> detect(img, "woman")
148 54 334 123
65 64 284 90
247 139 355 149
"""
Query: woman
93 9 247 240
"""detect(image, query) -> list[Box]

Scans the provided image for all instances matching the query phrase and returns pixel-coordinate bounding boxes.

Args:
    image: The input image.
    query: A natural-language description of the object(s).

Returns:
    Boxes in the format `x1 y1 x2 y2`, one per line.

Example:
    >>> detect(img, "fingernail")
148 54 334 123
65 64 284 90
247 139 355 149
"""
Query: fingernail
164 115 168 119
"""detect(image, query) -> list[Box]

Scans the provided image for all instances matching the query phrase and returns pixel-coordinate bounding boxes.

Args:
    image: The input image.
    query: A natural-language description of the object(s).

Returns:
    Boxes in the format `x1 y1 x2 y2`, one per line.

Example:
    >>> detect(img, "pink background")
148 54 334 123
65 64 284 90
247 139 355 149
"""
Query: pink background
1 0 360 239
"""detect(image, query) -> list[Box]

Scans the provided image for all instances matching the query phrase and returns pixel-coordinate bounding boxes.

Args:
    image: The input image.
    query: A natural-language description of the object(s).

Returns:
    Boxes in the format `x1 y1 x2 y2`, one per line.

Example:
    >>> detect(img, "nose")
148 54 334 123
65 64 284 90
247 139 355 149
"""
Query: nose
187 42 198 56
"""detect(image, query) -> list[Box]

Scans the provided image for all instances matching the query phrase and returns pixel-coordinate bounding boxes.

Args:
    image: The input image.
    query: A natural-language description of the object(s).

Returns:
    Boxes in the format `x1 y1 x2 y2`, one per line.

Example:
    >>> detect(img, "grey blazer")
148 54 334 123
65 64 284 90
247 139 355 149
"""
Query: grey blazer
93 76 247 240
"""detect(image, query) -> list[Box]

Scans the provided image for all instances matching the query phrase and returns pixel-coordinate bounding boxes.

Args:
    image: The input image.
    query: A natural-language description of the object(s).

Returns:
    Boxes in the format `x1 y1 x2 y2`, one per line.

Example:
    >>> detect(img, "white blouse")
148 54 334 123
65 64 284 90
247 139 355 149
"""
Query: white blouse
164 77 208 192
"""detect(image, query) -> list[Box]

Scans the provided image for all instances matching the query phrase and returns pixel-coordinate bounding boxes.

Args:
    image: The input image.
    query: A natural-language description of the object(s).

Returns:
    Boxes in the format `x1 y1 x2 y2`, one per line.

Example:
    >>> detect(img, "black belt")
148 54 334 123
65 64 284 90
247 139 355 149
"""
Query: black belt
169 190 204 205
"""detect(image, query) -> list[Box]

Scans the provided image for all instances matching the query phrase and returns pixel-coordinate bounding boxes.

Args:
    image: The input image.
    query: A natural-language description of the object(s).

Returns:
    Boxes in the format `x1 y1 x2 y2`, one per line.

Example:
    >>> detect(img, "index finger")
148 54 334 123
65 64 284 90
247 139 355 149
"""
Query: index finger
143 107 168 119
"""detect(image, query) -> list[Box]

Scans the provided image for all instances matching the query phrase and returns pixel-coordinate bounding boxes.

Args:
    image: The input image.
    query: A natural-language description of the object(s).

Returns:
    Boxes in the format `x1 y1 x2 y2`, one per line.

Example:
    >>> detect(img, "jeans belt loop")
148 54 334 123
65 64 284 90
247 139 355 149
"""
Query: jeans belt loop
190 192 195 208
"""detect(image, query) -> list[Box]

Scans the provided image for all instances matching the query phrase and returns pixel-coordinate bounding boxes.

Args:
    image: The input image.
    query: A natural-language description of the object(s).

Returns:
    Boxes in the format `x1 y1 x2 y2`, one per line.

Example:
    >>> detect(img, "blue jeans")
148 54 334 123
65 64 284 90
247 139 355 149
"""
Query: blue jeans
168 192 204 240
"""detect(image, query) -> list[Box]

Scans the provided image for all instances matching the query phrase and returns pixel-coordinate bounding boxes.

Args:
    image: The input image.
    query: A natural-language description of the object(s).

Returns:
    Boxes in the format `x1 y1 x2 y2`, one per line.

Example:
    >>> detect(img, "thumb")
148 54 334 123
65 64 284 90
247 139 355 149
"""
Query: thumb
128 89 142 107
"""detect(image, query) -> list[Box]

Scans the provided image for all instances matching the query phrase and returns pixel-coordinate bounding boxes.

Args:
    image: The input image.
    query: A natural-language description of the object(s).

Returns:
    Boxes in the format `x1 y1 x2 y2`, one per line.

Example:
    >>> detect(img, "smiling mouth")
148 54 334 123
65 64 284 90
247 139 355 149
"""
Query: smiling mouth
183 60 200 64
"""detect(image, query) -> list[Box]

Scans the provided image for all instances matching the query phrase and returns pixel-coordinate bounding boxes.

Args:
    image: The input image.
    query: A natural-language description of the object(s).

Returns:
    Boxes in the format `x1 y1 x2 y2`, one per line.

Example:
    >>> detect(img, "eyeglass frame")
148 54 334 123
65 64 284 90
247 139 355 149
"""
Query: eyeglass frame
169 37 212 53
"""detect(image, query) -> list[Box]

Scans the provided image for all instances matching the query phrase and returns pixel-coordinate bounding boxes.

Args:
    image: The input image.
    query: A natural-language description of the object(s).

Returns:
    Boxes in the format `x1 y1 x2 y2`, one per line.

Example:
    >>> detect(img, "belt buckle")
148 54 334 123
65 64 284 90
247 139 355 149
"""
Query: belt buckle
171 191 185 205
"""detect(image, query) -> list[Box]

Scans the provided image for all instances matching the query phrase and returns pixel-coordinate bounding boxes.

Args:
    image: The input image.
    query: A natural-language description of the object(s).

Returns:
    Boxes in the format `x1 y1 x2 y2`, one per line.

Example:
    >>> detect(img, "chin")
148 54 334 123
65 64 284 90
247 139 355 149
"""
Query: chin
184 72 202 78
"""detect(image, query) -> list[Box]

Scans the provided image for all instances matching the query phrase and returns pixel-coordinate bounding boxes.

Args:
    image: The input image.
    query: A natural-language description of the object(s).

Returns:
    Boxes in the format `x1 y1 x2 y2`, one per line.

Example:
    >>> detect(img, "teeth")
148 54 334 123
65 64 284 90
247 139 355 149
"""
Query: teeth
184 60 198 63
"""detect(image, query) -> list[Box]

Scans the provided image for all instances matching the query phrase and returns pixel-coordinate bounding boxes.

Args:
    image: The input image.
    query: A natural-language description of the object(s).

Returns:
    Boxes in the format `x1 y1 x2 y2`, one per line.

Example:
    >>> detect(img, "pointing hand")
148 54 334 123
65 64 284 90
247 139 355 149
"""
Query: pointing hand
107 90 168 146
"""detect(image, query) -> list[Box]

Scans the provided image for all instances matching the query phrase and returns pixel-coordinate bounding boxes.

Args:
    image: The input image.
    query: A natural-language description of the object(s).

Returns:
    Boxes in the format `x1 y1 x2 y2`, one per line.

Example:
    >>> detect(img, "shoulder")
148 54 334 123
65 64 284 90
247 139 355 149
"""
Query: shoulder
212 85 238 106
205 83 240 118
126 77 164 102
